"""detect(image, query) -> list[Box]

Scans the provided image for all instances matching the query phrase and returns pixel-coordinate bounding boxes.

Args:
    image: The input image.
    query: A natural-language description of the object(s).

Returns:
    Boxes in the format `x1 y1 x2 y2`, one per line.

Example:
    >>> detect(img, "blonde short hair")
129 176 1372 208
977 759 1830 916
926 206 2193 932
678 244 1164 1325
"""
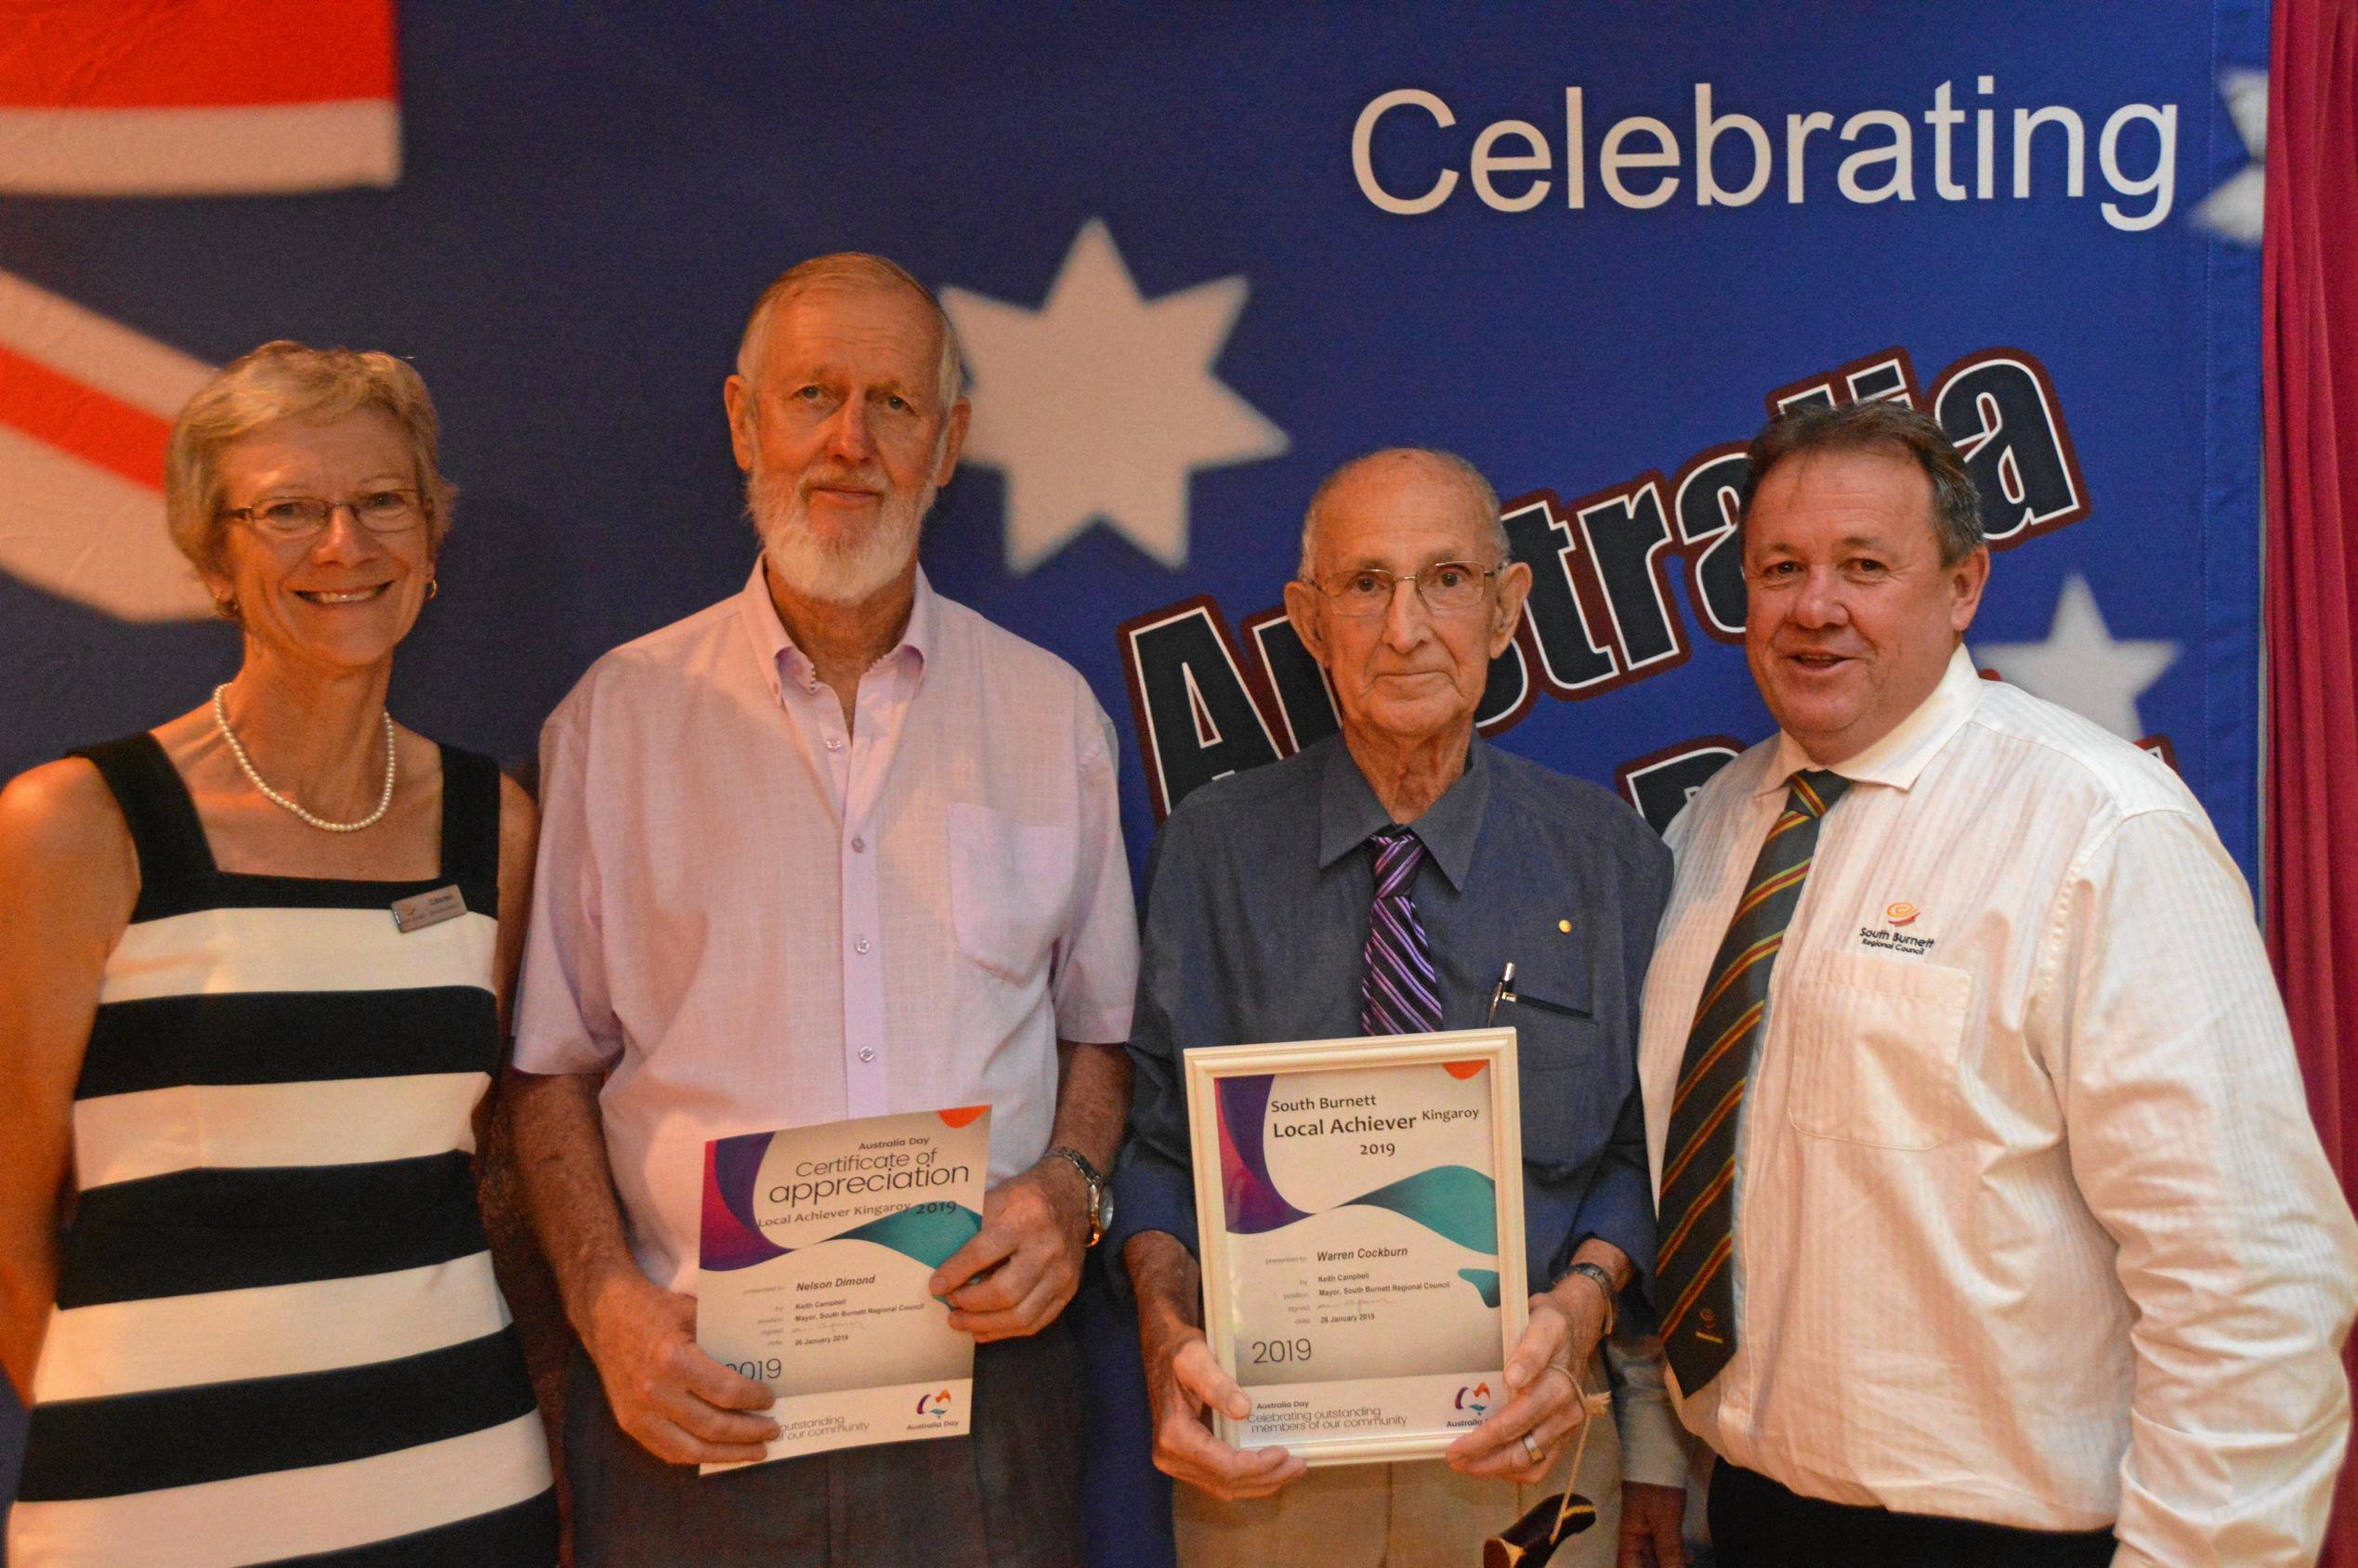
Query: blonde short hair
164 340 456 574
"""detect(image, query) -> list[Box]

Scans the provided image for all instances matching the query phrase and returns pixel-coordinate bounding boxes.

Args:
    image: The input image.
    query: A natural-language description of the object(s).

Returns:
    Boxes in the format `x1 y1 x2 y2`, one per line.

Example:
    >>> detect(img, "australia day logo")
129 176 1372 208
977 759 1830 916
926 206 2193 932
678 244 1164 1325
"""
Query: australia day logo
1454 1380 1492 1418
917 1389 955 1420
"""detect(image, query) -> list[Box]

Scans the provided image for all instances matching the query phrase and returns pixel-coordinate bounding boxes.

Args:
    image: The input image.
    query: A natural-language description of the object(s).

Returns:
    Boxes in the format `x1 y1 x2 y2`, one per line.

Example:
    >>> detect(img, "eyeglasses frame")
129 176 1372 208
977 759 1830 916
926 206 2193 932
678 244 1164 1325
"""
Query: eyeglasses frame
217 489 432 543
1297 559 1507 618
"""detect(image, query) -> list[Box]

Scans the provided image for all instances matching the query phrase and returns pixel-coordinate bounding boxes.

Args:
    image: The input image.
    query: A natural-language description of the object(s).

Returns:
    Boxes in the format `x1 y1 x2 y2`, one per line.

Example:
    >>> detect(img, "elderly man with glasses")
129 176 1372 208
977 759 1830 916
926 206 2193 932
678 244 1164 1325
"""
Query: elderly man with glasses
1112 448 1691 1568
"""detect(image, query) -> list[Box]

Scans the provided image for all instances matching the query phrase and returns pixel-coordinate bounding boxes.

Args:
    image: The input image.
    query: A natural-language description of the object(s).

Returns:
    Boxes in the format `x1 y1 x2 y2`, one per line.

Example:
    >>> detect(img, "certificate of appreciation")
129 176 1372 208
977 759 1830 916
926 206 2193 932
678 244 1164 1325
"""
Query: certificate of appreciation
696 1104 990 1473
1185 1028 1526 1465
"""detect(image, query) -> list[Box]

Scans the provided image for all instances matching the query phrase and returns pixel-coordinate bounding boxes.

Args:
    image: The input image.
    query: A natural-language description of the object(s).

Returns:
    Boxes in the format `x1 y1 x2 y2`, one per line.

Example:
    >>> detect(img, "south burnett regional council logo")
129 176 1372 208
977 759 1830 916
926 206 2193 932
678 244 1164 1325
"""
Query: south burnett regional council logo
1860 901 1936 957
1455 1381 1491 1417
917 1389 954 1419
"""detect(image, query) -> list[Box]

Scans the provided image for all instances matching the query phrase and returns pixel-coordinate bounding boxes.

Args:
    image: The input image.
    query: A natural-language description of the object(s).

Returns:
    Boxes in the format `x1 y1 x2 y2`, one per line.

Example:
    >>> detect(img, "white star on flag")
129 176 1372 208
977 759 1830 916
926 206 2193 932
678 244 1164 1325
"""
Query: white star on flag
944 219 1289 575
1977 574 2180 739
2194 67 2267 244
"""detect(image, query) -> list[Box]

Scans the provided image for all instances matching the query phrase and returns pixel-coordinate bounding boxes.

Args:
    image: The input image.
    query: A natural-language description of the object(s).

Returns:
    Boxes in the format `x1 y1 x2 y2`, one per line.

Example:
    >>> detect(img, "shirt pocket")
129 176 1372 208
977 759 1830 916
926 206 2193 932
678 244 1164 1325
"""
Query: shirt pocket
1500 948 1609 1176
1783 949 1971 1150
947 802 1075 987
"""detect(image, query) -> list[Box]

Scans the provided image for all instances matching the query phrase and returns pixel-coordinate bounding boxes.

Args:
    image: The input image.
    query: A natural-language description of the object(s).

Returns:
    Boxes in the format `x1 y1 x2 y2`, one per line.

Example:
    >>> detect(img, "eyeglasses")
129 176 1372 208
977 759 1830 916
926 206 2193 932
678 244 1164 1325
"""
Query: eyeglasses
219 490 427 542
1301 560 1502 618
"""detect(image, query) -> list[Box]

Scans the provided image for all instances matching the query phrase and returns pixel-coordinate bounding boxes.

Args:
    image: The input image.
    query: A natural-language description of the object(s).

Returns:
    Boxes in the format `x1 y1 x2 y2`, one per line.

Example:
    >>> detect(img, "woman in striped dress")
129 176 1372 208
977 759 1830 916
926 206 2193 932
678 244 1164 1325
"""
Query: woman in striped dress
0 342 557 1564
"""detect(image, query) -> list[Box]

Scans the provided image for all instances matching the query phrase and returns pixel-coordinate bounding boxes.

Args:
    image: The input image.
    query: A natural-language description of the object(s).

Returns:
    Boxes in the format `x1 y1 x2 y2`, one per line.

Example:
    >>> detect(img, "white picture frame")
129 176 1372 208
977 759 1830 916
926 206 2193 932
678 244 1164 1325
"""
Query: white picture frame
1182 1026 1528 1466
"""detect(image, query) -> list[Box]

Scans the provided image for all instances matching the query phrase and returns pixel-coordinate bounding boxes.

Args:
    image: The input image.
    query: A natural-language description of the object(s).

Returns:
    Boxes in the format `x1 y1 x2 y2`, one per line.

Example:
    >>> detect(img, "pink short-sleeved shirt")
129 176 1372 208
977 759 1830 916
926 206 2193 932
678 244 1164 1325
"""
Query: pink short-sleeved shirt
514 563 1139 1293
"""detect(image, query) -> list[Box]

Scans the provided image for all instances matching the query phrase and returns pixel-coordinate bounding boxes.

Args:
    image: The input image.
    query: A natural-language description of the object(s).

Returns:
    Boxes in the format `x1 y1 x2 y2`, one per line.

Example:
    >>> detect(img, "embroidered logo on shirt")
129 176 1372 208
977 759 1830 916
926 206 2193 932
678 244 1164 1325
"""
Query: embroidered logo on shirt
1859 903 1936 956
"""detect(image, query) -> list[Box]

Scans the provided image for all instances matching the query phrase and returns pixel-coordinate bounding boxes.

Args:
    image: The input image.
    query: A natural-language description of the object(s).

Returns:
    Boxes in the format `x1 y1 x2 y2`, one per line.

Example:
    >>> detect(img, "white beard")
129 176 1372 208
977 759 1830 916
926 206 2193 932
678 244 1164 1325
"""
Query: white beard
750 461 933 606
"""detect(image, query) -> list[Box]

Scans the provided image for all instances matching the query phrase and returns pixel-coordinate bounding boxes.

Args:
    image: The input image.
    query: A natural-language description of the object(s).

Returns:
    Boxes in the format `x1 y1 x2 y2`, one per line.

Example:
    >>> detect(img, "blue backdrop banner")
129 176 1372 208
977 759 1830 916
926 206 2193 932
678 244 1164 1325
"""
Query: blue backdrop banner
0 5 2270 1563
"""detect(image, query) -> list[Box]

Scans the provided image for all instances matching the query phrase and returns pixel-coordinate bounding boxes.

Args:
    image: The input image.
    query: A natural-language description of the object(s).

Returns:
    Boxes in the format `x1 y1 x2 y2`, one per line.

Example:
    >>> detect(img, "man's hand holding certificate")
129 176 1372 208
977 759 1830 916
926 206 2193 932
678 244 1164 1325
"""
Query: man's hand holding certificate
696 1106 991 1472
928 1159 1090 1343
1183 1029 1529 1467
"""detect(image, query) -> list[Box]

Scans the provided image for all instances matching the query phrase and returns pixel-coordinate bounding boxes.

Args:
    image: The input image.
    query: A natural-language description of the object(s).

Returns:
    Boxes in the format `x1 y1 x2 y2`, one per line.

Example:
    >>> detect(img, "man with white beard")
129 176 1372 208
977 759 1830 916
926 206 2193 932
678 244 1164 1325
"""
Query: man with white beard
507 254 1141 1566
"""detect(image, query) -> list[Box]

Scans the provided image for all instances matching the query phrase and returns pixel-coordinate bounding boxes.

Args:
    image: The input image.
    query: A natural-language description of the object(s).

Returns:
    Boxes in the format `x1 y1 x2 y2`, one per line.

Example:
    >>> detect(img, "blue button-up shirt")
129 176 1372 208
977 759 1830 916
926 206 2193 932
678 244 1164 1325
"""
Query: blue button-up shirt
1112 734 1672 1313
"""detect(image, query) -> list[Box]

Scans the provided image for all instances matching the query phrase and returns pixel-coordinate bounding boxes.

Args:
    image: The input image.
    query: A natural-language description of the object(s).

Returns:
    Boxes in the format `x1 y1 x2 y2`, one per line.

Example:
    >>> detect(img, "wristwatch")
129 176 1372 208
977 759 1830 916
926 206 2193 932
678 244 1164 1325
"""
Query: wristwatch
1047 1145 1114 1248
1562 1261 1618 1337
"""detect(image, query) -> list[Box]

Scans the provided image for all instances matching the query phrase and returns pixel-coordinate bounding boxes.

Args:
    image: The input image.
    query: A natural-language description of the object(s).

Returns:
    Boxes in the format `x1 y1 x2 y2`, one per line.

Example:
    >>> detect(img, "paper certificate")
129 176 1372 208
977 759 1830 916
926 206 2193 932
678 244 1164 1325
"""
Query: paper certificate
1185 1029 1526 1466
696 1104 990 1472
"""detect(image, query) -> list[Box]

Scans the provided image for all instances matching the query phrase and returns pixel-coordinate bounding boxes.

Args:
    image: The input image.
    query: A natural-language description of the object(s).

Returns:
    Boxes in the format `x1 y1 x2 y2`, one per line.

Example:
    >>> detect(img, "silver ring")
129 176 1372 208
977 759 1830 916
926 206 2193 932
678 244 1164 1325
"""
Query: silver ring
1521 1431 1544 1464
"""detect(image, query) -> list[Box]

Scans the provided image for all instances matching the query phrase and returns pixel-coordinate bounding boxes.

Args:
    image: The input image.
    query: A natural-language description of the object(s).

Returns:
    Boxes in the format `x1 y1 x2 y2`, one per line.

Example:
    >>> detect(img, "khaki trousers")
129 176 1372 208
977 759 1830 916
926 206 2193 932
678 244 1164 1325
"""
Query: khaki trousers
1173 1400 1620 1568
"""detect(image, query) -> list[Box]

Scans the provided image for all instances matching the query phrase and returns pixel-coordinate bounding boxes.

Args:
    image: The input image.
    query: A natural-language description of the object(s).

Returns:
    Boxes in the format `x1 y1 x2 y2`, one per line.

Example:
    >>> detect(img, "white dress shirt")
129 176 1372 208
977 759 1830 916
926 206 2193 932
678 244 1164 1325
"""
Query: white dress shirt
1640 646 2357 1564
514 563 1139 1295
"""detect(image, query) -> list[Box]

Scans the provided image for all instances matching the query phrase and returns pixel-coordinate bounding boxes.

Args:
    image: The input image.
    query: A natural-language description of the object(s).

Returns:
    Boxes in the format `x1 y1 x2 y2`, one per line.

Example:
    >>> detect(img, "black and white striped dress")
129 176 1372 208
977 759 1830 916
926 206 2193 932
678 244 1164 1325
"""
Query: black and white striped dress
8 734 557 1566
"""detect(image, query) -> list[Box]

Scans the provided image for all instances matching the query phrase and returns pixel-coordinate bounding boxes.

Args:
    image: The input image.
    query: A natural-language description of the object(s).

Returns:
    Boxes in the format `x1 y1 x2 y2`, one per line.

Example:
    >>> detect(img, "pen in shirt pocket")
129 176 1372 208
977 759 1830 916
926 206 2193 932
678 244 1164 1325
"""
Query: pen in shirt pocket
1485 961 1592 1026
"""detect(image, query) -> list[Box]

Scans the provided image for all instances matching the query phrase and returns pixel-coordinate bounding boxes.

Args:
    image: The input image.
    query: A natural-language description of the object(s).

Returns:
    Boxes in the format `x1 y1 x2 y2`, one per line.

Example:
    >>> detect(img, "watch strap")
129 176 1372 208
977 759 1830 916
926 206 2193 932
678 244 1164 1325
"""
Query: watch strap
1047 1145 1107 1248
1563 1261 1618 1337
1047 1144 1106 1189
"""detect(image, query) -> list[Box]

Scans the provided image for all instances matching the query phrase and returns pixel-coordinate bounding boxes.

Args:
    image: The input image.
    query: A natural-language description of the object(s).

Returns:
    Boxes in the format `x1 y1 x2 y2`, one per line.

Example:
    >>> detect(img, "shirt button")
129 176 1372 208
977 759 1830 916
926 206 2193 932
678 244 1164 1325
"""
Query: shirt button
850 836 866 853
859 1048 876 1064
855 936 871 954
826 737 843 751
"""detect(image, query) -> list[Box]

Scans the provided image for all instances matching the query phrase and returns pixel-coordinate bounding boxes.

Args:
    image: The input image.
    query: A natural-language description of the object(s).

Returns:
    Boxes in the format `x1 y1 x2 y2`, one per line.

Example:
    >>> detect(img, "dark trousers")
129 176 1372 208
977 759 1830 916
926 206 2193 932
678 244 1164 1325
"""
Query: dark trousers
566 1318 1088 1567
1708 1460 2116 1568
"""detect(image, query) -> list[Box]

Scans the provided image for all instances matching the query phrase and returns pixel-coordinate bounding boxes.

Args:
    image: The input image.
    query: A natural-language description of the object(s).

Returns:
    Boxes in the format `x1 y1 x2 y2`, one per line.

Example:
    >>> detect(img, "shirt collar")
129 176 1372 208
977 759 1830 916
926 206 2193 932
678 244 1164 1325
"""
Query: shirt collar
1317 735 1490 893
1759 643 1985 797
738 557 937 704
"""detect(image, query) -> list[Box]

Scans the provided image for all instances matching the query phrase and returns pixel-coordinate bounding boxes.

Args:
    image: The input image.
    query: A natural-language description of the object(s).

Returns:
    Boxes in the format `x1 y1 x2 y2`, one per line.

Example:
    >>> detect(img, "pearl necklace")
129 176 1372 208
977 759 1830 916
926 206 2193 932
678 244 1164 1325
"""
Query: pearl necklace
211 684 398 833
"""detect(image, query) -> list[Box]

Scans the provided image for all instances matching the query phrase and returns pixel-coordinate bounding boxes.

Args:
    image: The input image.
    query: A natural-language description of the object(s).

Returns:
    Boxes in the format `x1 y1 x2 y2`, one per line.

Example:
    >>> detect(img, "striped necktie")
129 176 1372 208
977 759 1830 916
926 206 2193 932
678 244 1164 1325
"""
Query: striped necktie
1360 827 1443 1035
1657 768 1850 1396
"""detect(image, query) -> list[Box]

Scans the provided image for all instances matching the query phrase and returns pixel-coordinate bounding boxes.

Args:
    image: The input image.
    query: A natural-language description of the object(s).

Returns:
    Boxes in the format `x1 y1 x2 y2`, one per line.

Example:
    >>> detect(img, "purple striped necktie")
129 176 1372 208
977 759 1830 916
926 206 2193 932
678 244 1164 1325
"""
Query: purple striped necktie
1360 827 1443 1036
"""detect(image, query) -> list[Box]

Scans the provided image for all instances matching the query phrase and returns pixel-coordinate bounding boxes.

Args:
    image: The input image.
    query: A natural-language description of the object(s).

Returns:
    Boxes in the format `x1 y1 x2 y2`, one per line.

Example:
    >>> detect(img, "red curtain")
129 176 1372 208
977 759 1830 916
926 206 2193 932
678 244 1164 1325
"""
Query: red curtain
2263 0 2358 1561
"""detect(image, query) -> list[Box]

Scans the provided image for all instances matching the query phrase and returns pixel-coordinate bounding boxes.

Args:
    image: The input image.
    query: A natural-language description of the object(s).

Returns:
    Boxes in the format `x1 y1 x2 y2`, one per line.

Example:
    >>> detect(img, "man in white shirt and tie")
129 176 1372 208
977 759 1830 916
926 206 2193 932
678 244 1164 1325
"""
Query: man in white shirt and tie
1638 398 2358 1566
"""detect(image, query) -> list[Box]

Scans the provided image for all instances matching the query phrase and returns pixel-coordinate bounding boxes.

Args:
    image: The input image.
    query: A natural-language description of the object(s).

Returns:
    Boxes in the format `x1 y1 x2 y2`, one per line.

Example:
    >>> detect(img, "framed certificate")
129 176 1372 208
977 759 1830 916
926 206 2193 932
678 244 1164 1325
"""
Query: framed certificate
1184 1027 1526 1466
695 1104 990 1473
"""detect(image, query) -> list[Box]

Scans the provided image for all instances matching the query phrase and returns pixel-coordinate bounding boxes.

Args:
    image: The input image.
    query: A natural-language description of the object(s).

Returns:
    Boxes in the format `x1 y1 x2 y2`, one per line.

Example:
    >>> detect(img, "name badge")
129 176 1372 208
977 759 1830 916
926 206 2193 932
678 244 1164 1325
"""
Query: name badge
391 884 466 934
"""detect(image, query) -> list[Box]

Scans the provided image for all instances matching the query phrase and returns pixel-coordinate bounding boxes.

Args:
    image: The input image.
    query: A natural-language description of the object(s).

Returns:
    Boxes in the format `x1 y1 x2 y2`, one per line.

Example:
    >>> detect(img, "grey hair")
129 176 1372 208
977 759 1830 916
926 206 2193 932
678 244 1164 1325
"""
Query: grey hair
1742 400 1985 566
164 340 455 576
1298 447 1509 578
734 252 963 412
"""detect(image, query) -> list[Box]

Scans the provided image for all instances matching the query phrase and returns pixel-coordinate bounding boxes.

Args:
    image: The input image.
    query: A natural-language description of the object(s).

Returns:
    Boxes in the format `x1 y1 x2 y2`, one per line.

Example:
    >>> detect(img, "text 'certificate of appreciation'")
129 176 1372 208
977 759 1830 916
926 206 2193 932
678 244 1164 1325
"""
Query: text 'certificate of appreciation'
1186 1028 1526 1466
696 1104 989 1473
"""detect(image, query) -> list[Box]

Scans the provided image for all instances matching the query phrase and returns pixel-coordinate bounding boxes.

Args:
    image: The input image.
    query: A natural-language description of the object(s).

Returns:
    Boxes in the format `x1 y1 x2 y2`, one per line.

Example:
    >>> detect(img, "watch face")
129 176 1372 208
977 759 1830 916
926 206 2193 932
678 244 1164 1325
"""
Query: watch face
1097 1189 1116 1233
